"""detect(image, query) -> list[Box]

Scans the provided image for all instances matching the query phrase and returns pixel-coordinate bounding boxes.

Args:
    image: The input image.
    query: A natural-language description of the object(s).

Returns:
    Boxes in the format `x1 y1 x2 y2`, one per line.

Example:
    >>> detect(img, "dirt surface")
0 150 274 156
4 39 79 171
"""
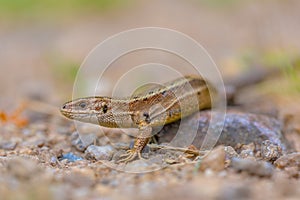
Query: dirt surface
1 0 300 199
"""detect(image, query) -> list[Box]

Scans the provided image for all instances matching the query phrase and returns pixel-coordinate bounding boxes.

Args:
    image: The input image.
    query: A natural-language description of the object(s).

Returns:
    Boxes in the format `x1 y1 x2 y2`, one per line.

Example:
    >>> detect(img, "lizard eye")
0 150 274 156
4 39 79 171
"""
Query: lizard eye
79 102 87 109
103 104 108 113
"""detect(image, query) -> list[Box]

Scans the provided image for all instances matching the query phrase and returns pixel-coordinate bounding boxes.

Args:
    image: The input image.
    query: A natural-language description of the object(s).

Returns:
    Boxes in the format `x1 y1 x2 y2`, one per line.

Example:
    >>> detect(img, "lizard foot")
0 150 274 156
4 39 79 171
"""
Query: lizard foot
117 149 144 163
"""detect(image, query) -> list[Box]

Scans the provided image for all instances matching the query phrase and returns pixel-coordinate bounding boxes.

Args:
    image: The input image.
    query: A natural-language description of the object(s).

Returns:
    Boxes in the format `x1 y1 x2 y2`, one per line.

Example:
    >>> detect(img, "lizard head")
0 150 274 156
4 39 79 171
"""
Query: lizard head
60 96 111 124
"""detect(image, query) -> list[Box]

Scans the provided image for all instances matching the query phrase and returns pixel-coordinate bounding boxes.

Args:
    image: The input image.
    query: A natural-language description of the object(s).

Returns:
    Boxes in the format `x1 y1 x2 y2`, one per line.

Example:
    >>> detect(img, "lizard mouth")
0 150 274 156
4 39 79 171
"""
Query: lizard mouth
60 108 88 118
60 108 74 119
60 106 99 124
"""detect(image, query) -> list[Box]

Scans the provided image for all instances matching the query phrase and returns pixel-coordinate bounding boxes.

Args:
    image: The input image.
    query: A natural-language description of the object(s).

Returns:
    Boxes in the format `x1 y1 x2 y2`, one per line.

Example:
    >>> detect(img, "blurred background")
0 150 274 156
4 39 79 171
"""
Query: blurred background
0 0 299 107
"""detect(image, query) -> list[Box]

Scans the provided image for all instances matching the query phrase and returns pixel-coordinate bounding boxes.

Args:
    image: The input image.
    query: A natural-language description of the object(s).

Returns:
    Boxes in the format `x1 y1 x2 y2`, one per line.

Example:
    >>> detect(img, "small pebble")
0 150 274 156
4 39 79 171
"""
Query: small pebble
0 141 17 150
199 145 226 172
34 139 46 148
50 156 58 166
274 152 300 169
274 152 300 177
230 157 274 177
71 132 95 152
237 143 255 158
60 152 83 162
261 140 282 162
85 145 114 161
224 146 238 159
239 149 254 158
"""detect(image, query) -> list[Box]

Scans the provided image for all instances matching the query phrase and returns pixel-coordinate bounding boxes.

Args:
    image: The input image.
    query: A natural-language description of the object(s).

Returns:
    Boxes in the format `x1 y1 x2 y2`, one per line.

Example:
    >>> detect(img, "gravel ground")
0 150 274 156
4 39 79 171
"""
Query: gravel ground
1 1 300 199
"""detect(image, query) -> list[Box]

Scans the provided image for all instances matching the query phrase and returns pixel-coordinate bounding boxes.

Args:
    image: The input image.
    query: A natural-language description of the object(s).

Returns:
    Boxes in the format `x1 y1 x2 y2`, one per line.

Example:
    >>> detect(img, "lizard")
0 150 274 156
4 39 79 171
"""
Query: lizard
60 75 214 163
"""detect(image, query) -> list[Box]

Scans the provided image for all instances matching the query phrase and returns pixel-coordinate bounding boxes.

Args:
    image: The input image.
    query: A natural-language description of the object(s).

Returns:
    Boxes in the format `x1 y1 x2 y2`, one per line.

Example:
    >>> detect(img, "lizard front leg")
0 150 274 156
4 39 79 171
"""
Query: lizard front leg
118 125 152 163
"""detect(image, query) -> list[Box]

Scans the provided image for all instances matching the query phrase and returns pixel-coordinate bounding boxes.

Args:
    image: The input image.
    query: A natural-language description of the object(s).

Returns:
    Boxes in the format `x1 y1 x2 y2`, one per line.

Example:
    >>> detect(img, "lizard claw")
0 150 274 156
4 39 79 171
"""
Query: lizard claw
117 149 143 163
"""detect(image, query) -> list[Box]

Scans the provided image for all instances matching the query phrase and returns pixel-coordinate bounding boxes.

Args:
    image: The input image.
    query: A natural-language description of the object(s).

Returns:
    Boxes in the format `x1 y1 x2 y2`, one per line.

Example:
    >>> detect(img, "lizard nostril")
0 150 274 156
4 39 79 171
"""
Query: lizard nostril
62 105 66 109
